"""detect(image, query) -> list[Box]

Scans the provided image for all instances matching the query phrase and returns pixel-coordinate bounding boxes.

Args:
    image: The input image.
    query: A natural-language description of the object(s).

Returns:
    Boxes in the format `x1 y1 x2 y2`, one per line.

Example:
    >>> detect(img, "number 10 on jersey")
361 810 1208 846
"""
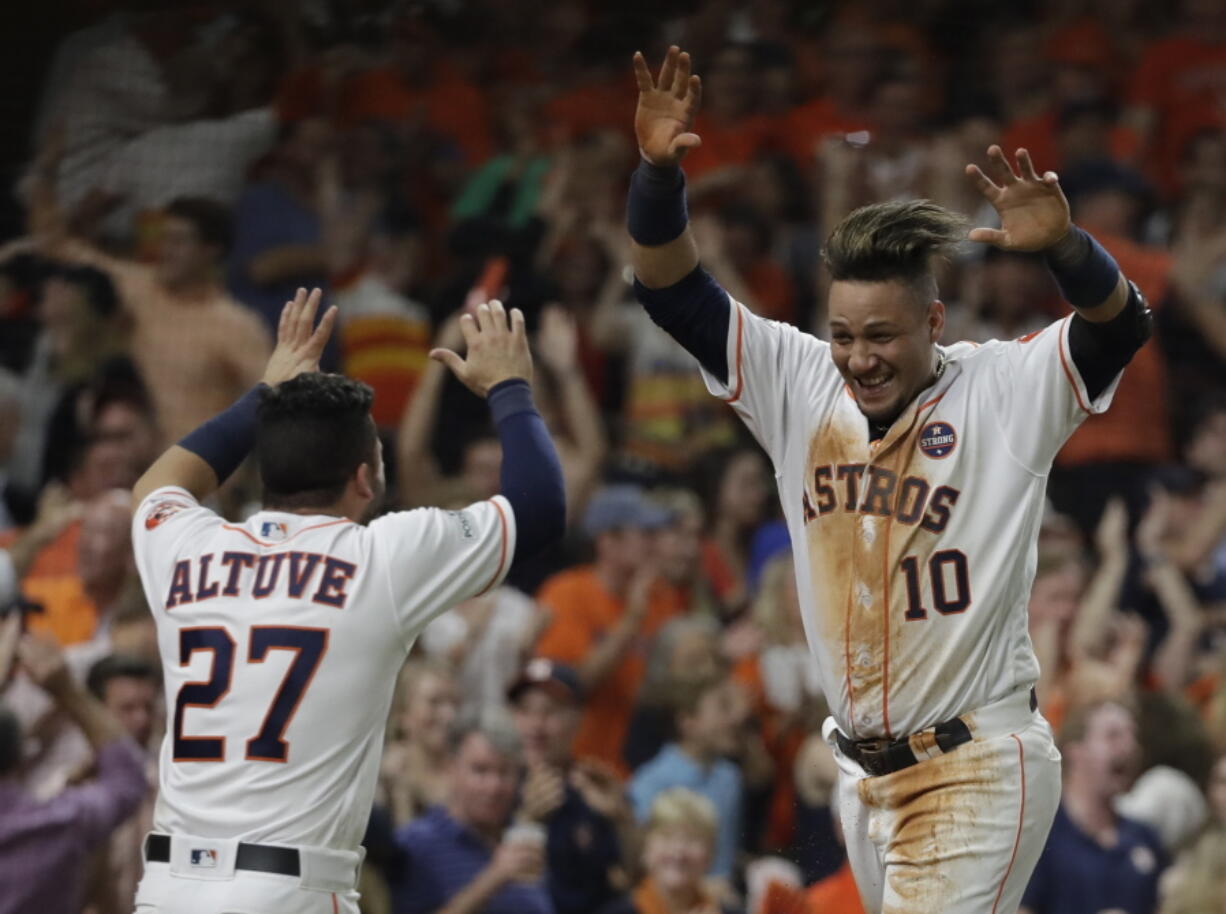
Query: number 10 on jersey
900 549 971 620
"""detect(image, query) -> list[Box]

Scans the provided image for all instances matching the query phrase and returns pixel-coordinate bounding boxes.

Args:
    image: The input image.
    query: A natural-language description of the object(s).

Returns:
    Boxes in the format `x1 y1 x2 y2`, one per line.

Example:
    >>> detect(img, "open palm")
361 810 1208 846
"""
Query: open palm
633 46 703 167
966 146 1071 252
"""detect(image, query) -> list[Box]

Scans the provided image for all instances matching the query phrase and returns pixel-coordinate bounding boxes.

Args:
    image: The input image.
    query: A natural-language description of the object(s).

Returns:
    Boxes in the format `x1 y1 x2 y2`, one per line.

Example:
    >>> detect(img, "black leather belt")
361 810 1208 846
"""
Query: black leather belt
835 689 1038 777
836 717 973 777
144 833 301 877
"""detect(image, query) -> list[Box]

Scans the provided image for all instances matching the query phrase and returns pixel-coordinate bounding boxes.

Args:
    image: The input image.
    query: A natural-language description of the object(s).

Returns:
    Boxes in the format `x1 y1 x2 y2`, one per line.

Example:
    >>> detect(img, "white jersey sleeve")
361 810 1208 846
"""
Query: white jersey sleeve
131 487 225 598
977 315 1121 474
367 496 516 641
699 297 831 460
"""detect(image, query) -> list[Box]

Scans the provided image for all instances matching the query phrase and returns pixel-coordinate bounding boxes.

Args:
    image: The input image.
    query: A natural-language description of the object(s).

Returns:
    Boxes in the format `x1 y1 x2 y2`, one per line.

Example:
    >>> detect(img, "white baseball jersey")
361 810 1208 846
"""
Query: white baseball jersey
704 298 1120 740
131 488 515 851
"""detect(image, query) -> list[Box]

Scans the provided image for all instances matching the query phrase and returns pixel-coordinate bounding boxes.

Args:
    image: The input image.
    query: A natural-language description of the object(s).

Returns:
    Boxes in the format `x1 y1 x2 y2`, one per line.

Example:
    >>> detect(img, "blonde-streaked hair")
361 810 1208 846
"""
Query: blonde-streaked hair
823 199 968 305
387 657 458 742
646 787 718 843
752 552 797 646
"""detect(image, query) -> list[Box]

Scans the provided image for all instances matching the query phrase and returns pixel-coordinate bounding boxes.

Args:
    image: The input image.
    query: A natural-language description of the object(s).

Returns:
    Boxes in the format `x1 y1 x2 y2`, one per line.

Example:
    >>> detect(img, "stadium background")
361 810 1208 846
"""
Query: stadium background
0 1 1224 912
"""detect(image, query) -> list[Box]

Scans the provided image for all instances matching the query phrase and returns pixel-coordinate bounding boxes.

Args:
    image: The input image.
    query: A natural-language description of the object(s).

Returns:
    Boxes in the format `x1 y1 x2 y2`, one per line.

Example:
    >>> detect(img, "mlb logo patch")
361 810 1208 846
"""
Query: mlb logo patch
260 521 288 541
918 421 957 459
190 848 218 868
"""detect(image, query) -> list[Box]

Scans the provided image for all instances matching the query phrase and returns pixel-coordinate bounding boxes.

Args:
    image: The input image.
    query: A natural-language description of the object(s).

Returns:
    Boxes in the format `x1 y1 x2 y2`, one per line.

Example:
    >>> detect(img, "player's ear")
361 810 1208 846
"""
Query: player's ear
928 300 945 342
354 461 375 501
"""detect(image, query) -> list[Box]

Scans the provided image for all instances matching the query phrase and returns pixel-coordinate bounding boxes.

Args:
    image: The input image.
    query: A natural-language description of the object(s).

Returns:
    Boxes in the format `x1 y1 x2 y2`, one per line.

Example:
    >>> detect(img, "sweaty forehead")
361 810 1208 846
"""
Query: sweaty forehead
828 279 922 329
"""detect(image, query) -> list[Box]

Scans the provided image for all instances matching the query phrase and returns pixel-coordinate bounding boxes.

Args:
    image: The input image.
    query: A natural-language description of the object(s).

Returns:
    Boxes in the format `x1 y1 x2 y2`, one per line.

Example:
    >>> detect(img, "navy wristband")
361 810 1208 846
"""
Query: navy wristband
178 385 265 483
627 159 689 247
1043 226 1120 309
487 378 536 422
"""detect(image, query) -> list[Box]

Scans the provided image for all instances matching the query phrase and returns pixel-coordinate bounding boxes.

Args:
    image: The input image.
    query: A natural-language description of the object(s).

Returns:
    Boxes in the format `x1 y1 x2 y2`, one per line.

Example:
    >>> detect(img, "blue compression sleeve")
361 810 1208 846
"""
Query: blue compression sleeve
177 385 265 483
1043 225 1120 309
634 265 732 385
626 159 688 246
487 379 565 562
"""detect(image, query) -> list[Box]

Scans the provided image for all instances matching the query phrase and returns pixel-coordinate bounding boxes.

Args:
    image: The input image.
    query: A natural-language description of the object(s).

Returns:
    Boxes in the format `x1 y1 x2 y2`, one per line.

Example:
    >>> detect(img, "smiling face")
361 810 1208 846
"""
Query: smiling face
828 279 945 424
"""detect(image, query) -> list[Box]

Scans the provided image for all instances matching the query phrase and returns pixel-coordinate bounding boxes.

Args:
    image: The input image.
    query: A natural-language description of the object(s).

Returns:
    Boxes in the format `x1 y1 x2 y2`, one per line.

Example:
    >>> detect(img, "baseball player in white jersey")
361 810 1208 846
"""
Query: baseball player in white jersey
625 48 1153 914
127 289 564 912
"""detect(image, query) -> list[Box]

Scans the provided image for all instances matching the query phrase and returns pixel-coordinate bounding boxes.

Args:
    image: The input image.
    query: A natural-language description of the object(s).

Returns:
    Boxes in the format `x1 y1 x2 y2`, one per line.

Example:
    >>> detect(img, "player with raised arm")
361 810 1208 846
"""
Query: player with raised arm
128 289 564 912
626 47 1152 914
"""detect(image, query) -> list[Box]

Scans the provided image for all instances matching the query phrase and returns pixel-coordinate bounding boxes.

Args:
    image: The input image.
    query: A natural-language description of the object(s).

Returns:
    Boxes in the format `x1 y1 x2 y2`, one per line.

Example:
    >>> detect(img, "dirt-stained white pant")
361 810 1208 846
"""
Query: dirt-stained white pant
132 833 361 914
823 688 1062 914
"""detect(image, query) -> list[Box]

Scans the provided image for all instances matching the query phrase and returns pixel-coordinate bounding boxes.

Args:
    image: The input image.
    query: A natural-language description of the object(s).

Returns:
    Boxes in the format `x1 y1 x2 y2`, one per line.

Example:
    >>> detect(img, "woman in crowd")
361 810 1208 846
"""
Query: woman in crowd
380 659 461 827
699 447 771 619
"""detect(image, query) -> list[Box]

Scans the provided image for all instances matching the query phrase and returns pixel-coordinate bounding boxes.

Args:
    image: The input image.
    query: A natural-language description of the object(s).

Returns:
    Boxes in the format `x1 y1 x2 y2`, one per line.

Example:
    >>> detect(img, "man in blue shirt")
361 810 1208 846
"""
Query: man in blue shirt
508 658 634 914
393 711 553 914
1021 700 1166 914
629 671 742 881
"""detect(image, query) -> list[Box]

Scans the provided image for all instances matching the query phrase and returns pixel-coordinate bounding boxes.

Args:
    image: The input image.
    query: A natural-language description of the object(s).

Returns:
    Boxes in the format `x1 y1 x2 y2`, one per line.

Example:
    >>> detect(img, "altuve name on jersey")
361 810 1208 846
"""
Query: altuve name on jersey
801 462 961 531
164 551 357 610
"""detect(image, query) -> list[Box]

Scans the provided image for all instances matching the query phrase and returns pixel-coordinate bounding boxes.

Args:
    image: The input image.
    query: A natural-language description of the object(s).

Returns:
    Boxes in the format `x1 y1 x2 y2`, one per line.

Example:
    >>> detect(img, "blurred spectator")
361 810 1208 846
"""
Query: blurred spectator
421 585 544 714
392 709 551 914
30 11 212 213
226 117 332 339
588 247 739 480
81 652 159 914
781 20 877 170
694 205 795 324
22 488 133 648
0 484 81 614
944 249 1056 344
682 44 774 187
3 263 129 511
31 188 271 445
1157 751 1226 913
535 486 685 775
1048 162 1175 533
624 614 724 772
95 13 283 244
698 447 771 618
509 658 633 914
397 315 502 509
1021 700 1167 914
629 673 743 882
0 633 145 914
1125 0 1226 193
650 489 719 618
381 660 461 829
531 306 608 522
598 787 739 914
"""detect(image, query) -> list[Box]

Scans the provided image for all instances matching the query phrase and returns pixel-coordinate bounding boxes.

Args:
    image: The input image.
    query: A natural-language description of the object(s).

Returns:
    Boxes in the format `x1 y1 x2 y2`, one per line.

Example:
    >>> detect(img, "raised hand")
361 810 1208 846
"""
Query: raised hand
262 287 338 386
430 299 532 397
965 146 1071 252
535 305 579 376
632 46 703 167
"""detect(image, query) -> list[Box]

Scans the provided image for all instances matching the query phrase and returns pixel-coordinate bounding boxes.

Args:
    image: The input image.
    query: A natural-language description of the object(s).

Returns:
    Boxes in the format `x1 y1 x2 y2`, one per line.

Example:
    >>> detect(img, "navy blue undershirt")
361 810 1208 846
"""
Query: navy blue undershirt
486 378 566 564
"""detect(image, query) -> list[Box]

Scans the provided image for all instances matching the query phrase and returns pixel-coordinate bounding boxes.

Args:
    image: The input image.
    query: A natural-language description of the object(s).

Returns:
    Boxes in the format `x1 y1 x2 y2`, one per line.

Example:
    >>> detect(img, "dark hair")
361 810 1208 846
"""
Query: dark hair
86 653 159 701
0 706 18 776
47 263 119 319
164 197 234 255
822 200 968 304
257 373 377 509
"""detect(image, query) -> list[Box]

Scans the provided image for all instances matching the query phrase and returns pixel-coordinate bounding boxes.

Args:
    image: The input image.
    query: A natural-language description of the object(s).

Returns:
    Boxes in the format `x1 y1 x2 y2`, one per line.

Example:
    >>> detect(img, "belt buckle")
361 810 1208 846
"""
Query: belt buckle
856 739 891 776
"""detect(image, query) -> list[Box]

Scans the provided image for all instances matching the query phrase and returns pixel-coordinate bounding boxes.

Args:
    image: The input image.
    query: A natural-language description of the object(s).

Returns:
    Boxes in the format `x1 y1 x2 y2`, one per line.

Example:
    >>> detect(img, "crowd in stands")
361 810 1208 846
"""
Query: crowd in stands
1 1 1225 912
